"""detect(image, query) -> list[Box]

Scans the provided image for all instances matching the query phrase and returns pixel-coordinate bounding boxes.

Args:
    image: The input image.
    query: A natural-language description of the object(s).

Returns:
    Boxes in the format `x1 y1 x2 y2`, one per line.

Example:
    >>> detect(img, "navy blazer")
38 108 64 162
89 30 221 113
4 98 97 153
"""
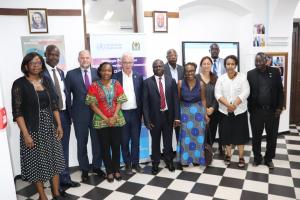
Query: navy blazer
164 63 184 82
42 67 71 114
65 67 99 123
113 71 143 118
143 75 180 126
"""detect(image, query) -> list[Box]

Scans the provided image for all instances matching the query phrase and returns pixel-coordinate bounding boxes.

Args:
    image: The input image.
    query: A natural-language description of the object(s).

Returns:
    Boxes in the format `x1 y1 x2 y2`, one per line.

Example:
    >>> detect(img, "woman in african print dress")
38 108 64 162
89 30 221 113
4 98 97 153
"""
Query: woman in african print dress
86 62 127 183
176 62 208 169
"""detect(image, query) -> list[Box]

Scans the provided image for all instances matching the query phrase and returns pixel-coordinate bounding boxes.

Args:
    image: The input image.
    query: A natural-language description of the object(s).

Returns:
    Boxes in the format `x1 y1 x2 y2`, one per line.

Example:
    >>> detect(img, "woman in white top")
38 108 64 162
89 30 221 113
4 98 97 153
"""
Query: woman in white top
215 55 250 168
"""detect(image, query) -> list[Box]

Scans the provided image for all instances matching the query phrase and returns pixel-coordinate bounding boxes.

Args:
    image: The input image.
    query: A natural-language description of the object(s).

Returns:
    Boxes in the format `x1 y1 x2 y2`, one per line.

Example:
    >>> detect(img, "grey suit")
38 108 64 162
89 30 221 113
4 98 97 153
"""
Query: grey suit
212 58 226 77
65 67 102 171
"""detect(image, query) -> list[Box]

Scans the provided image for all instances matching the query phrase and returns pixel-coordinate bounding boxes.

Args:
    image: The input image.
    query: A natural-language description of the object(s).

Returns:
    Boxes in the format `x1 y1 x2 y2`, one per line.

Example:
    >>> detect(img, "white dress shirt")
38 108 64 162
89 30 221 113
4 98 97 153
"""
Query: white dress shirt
168 63 178 83
121 71 137 110
214 72 250 115
155 75 168 111
80 67 92 85
46 64 66 110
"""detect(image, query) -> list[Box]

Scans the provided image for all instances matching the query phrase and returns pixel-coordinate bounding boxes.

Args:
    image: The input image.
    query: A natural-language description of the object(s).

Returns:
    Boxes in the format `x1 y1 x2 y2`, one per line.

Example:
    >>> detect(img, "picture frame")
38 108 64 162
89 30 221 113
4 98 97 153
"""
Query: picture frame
153 11 168 33
27 8 48 33
265 52 288 109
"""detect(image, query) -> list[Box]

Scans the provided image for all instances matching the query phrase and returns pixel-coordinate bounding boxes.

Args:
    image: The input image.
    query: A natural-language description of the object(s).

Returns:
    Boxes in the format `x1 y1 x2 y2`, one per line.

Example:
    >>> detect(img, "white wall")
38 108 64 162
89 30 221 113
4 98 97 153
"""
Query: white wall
138 0 299 133
0 0 85 176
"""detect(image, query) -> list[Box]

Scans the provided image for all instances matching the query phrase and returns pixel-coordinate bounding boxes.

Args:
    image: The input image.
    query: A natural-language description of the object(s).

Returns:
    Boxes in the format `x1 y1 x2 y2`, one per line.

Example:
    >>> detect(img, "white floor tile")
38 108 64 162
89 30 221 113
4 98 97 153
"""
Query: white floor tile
210 159 227 168
14 180 31 191
97 179 126 190
16 195 28 200
167 179 196 193
246 163 269 174
104 191 133 200
291 169 300 178
294 187 300 200
196 174 222 186
288 155 300 162
276 148 288 154
135 185 166 199
243 180 268 194
214 186 242 200
70 170 83 183
223 168 247 180
185 193 213 200
286 144 300 150
182 166 205 173
268 174 294 187
272 159 291 169
127 173 154 185
65 183 95 197
156 168 181 179
277 138 286 144
285 135 300 141
268 194 295 200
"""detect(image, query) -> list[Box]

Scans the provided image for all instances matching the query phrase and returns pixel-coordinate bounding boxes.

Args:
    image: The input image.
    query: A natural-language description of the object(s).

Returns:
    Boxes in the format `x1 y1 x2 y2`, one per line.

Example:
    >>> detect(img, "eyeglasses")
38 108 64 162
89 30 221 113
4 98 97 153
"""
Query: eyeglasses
29 61 42 66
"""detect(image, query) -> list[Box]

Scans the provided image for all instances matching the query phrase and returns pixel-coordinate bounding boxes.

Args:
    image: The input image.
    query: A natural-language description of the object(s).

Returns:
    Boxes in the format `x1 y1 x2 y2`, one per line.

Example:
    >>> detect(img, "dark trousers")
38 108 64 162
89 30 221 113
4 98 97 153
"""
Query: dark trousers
97 127 122 174
59 110 71 185
250 109 280 163
121 109 141 165
150 111 173 163
207 111 222 149
74 120 102 171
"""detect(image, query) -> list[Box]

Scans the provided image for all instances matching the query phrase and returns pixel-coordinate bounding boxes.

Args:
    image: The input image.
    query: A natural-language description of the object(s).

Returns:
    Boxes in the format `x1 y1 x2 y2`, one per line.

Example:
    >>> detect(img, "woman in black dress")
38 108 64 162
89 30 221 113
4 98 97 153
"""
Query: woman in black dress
11 52 65 200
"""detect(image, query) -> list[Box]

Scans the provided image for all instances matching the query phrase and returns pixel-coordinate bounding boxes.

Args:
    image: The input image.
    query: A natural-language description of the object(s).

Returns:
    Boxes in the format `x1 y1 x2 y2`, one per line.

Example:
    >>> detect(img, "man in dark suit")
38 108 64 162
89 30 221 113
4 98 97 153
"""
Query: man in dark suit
163 49 183 143
247 52 284 169
43 45 80 191
113 53 143 175
143 59 180 175
65 50 105 182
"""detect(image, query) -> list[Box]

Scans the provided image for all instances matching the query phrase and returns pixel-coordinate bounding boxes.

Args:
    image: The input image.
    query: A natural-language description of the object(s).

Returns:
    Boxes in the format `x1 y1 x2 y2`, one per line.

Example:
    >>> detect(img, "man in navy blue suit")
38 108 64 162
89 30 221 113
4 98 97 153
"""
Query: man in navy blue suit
65 50 105 182
143 59 180 175
113 53 144 175
43 45 80 191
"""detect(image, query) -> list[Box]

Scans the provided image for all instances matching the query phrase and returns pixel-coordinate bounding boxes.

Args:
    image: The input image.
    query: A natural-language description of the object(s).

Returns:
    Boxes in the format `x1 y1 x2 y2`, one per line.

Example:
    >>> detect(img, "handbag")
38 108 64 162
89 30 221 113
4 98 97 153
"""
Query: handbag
204 126 213 166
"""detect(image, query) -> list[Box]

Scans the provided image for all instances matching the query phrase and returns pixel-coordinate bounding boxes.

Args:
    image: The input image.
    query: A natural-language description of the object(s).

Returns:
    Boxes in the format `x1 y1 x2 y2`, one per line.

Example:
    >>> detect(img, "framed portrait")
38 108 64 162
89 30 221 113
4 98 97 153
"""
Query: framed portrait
265 52 288 109
153 11 168 33
27 8 48 33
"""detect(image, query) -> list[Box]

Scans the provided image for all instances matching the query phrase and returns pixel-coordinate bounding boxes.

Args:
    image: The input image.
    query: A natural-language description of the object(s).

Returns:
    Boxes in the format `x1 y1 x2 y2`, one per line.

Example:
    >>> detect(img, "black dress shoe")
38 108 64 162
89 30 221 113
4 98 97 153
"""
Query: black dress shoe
166 161 175 172
152 163 159 175
81 170 89 182
61 180 81 188
264 161 274 169
114 171 122 181
176 163 183 170
125 163 133 175
107 173 114 183
132 164 144 173
59 190 69 198
92 168 106 178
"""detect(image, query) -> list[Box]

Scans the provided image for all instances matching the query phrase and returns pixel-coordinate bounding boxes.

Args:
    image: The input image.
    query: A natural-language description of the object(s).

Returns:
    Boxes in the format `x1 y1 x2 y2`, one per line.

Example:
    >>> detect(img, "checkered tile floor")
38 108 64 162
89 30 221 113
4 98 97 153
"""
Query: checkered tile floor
16 125 300 200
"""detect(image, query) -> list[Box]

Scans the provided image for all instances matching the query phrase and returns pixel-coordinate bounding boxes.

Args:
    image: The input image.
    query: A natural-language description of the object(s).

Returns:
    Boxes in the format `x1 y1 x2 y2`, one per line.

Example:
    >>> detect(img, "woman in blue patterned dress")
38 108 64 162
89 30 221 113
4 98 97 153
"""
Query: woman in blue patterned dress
176 62 208 169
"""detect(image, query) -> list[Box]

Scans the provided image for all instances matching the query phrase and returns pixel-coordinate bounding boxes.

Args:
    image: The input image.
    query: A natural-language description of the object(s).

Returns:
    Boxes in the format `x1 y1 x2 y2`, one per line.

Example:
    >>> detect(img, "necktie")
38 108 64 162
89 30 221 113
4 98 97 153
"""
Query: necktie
52 69 63 110
84 70 90 90
213 59 217 76
158 77 166 110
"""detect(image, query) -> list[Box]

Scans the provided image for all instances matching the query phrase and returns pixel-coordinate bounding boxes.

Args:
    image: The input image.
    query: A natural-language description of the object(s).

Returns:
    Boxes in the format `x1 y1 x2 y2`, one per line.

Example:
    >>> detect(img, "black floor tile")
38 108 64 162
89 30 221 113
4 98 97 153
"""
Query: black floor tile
269 167 291 176
147 176 174 188
190 183 217 196
219 177 244 189
158 189 188 200
203 166 226 176
286 140 300 145
16 184 37 197
268 184 296 198
290 161 300 169
288 149 300 156
84 174 105 186
131 196 152 200
116 182 144 195
245 171 268 182
82 187 112 200
176 171 201 182
274 154 289 161
293 178 300 188
240 190 268 200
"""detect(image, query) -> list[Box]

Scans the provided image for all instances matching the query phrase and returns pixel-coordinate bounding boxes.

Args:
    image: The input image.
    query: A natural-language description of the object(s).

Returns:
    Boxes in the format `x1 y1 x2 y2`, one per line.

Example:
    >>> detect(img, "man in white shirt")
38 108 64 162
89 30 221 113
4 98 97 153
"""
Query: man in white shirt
113 53 144 175
43 45 80 193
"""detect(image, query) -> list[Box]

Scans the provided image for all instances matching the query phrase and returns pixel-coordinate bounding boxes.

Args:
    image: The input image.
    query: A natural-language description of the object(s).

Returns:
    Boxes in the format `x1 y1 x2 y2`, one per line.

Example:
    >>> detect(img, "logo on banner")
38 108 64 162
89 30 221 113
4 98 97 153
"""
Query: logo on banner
0 107 7 130
132 41 140 51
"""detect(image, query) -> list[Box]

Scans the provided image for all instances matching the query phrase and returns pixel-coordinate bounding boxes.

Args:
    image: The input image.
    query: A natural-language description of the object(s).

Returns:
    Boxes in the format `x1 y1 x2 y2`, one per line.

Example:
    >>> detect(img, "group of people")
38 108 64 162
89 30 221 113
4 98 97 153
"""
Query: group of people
11 43 283 200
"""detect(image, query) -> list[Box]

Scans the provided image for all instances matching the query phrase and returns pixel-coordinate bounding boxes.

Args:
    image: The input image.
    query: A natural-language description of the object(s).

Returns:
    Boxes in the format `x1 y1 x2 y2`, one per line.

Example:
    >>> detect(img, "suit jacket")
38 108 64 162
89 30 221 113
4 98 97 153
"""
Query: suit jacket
247 67 284 113
164 63 184 82
65 67 100 123
42 67 71 115
212 57 226 77
143 75 180 126
113 71 143 118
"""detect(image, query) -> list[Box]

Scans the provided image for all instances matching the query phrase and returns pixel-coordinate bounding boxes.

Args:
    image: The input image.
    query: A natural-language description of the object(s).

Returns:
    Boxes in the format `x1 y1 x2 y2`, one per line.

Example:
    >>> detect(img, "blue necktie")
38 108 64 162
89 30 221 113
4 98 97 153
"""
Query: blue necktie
213 59 217 76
